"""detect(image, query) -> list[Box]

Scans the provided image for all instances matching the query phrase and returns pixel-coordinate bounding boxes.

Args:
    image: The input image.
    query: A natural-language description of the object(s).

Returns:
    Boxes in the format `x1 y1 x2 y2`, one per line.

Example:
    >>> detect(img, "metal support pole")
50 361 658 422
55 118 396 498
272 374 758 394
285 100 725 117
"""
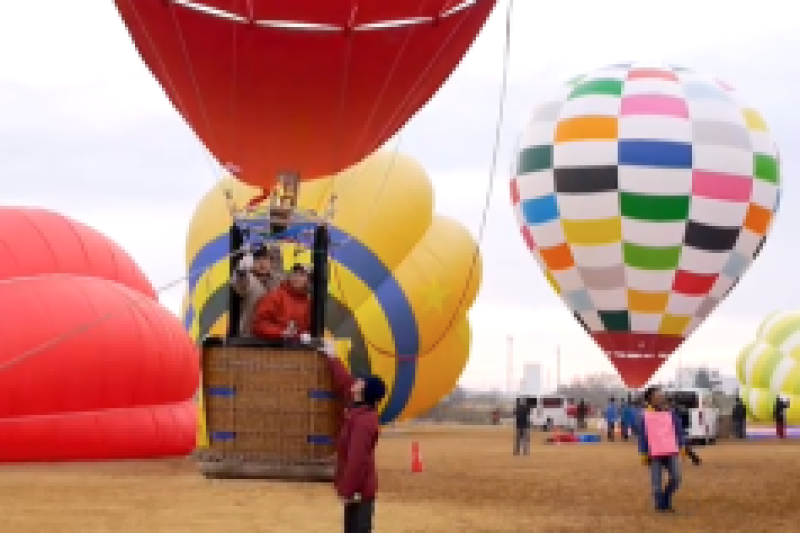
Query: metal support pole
507 335 513 397
227 223 244 338
556 345 561 392
310 224 329 339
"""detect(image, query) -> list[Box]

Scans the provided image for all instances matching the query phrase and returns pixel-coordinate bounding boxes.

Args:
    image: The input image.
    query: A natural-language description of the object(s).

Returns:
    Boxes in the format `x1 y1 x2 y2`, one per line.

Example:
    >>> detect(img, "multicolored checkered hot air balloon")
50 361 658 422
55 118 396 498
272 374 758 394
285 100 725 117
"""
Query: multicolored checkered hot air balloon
510 63 781 388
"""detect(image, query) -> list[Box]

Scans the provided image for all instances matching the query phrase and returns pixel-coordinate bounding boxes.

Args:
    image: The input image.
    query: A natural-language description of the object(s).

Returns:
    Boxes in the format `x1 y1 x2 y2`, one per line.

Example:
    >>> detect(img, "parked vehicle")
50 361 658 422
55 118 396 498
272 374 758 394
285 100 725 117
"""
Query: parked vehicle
520 395 576 431
666 387 719 445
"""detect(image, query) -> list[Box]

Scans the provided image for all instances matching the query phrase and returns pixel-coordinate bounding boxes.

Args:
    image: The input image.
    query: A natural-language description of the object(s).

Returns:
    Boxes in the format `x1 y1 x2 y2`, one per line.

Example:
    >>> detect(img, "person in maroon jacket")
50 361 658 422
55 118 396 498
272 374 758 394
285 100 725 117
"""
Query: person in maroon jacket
317 340 386 533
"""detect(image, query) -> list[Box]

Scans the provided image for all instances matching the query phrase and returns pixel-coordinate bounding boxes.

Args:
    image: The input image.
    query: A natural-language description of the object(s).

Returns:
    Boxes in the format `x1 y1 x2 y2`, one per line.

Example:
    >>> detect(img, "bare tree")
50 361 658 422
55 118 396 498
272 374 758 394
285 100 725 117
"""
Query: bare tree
556 372 628 410
694 367 722 391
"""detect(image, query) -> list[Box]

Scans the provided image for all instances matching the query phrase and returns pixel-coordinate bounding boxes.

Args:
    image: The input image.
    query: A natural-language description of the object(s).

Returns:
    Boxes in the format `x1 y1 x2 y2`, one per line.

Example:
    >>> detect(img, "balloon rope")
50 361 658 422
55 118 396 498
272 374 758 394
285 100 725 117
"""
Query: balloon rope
121 0 221 187
0 247 249 375
164 1 222 166
313 0 440 214
348 0 488 160
332 0 515 360
317 0 475 224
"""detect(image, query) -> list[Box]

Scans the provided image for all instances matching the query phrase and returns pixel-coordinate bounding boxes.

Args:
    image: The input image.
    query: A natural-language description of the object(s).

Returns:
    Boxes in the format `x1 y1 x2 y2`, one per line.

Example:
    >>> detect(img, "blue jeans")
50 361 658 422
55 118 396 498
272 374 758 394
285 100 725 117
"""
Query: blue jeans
650 455 681 509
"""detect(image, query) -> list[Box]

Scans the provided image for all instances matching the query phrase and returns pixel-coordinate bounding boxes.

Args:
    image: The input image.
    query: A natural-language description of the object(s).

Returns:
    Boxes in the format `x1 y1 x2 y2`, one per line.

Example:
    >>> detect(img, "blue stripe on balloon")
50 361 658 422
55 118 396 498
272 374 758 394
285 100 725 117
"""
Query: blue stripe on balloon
521 194 559 225
327 227 418 425
188 234 231 293
619 140 693 169
187 226 419 425
184 305 194 331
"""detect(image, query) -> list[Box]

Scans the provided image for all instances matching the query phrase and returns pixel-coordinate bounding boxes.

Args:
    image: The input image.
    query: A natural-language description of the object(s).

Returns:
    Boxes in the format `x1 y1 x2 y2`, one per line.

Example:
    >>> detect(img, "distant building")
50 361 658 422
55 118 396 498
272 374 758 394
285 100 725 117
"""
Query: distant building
519 363 542 396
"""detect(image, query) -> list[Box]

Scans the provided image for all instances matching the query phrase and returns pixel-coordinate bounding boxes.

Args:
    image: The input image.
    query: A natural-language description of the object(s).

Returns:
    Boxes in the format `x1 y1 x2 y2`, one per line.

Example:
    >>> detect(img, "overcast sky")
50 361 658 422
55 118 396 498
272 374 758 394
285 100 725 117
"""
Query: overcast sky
3 1 798 391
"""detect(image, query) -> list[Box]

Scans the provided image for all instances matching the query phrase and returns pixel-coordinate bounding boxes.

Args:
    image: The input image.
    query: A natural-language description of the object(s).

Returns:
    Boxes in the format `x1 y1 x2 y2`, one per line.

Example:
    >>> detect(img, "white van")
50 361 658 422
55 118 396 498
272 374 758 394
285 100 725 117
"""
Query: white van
666 388 719 445
520 395 575 431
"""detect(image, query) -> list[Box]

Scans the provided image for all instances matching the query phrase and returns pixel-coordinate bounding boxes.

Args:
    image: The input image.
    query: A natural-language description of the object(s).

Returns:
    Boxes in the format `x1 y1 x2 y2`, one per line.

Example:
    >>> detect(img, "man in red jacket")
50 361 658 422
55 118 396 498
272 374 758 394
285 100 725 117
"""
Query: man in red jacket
252 264 311 341
318 340 386 533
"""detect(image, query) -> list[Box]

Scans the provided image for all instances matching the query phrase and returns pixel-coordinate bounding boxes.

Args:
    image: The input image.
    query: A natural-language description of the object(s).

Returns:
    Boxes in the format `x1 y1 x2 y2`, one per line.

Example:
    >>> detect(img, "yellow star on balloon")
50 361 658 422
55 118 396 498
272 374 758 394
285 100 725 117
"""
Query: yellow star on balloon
423 278 448 313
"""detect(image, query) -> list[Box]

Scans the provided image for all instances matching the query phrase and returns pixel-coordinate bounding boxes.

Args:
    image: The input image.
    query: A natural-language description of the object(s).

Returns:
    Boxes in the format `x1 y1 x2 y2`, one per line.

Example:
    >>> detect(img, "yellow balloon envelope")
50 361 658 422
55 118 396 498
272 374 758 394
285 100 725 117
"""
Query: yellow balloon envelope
737 312 800 424
184 152 482 446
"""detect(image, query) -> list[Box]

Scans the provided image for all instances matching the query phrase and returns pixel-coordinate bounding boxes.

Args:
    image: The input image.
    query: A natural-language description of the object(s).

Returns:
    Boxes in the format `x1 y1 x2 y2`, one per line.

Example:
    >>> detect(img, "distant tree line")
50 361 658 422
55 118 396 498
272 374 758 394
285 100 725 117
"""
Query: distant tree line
415 367 739 422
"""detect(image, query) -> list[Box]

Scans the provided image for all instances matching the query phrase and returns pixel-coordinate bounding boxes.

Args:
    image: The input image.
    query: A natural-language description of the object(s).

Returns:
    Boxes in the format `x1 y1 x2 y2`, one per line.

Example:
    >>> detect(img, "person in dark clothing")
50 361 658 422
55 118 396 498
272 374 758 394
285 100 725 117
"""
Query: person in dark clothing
732 396 747 440
318 340 386 533
774 396 790 439
638 386 689 513
604 398 619 441
671 400 691 441
620 398 636 441
629 395 641 437
513 398 532 455
576 399 588 430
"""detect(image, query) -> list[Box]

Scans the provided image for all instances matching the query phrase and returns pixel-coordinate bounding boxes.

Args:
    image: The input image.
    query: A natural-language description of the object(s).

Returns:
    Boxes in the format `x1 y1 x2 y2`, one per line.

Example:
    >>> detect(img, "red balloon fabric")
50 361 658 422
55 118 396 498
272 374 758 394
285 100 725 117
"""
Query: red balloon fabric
0 400 197 462
0 207 155 297
0 275 199 417
0 208 199 461
113 0 496 189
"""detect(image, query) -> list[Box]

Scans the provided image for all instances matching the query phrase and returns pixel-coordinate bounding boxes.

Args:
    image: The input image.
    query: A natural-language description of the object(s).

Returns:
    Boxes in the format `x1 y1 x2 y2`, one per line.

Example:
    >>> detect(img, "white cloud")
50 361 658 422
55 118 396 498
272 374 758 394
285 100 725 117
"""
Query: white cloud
460 302 761 390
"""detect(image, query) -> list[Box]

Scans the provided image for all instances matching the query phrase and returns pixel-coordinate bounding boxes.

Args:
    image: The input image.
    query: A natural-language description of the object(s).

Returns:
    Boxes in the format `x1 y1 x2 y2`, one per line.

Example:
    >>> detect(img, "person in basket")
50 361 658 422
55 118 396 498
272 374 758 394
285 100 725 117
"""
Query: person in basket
251 264 311 341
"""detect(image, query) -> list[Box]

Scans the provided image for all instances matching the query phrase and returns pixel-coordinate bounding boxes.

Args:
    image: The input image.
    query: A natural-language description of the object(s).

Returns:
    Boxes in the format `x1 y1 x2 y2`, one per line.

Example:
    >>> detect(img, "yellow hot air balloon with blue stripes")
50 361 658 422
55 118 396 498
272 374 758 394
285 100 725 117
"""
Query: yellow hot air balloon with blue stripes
737 312 800 424
184 152 482 446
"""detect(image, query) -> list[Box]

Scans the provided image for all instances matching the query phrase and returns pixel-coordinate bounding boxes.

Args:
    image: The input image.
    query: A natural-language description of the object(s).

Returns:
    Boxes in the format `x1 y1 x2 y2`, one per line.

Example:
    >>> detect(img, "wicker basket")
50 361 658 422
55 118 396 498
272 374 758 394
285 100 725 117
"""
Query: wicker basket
196 337 342 480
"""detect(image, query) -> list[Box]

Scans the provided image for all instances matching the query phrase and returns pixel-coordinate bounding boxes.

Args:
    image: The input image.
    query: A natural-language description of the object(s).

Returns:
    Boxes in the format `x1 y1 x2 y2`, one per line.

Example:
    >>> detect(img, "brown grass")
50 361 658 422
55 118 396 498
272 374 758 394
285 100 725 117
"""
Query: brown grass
0 424 797 532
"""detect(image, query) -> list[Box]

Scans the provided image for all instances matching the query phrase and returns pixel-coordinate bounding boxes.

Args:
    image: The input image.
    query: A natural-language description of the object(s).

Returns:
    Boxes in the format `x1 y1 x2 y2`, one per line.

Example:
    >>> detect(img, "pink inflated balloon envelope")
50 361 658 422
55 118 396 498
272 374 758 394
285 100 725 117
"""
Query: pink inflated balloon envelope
643 411 679 458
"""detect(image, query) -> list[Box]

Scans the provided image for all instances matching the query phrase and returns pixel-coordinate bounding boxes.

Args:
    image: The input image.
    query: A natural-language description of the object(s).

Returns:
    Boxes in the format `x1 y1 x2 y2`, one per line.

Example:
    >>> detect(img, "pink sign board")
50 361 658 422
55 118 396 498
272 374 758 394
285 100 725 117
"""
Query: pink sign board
643 411 679 457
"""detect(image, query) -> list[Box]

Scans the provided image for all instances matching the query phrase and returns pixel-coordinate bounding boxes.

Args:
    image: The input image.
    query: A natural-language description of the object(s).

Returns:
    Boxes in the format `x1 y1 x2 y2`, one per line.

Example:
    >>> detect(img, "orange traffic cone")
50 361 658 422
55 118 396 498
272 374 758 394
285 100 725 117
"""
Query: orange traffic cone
411 441 423 473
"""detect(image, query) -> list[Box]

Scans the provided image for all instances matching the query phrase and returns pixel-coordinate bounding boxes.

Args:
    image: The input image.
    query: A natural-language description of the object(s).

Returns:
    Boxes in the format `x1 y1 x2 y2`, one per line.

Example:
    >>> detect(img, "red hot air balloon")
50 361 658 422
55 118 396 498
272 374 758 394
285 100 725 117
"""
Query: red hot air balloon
0 207 155 296
113 0 495 189
0 208 198 461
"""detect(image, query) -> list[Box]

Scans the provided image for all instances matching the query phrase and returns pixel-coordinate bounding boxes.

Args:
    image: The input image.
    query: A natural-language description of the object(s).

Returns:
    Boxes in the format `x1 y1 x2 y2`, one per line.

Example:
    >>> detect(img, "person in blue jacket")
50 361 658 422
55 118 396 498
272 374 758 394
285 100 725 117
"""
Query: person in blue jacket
620 396 637 441
604 398 619 441
638 385 690 513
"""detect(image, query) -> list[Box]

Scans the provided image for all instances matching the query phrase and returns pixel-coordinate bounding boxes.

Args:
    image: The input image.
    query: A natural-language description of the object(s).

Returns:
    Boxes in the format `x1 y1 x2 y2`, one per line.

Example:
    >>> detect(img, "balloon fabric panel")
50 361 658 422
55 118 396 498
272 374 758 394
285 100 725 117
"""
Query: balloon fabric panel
0 208 199 461
0 207 155 297
0 275 199 417
738 312 800 425
162 1 472 24
113 0 496 188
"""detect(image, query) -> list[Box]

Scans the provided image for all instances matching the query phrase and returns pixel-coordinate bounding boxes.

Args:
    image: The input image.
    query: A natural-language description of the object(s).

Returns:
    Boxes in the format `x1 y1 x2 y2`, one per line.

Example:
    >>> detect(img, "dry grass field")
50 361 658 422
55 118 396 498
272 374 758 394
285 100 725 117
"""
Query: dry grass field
0 424 797 532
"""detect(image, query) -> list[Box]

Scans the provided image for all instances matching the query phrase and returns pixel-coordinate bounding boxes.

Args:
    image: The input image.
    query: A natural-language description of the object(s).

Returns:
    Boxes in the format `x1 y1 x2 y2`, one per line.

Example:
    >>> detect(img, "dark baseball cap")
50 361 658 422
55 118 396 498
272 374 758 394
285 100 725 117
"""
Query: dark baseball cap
253 245 281 260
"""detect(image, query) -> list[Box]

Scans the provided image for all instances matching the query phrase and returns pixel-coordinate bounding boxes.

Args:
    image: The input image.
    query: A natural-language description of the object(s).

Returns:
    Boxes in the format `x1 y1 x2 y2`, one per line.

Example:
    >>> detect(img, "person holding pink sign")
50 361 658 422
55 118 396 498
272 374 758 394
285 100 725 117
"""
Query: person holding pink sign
637 386 690 513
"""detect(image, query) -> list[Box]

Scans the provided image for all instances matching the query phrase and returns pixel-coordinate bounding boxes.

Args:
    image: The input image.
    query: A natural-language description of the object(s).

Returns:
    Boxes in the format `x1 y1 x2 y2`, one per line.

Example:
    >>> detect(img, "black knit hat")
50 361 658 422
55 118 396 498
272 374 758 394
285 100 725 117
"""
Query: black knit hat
291 263 310 274
643 386 661 405
362 376 387 407
253 245 281 260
